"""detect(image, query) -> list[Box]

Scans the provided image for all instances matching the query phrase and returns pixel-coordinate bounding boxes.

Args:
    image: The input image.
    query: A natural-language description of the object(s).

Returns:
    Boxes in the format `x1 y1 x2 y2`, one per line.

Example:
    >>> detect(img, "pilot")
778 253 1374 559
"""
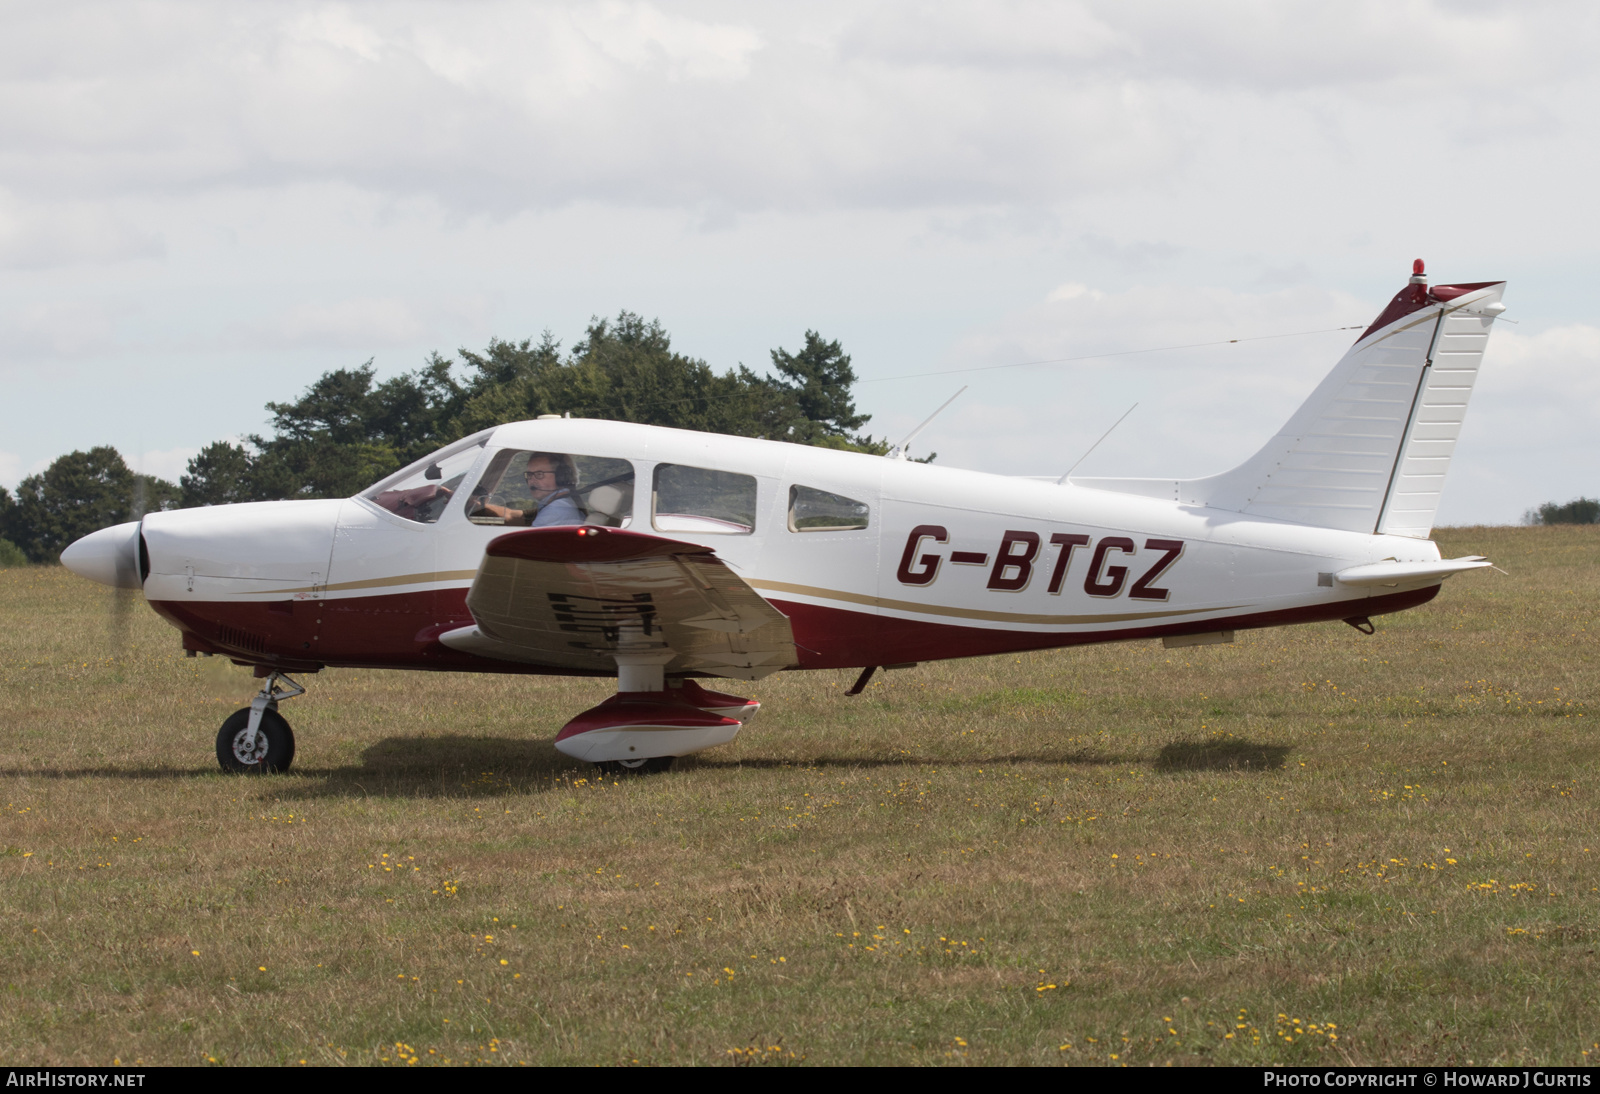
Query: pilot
477 452 585 527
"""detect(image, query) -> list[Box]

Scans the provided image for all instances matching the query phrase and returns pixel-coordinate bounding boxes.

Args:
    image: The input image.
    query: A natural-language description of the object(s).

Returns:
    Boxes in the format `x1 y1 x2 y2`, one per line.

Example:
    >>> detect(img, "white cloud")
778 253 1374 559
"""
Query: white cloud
883 295 1593 527
879 280 1374 478
130 445 201 486
231 292 494 352
265 297 432 349
31 1 1565 212
840 1 1128 69
0 299 123 362
574 2 765 83
1439 321 1600 523
1045 282 1101 303
289 6 388 64
0 446 200 492
0 451 52 492
0 190 163 269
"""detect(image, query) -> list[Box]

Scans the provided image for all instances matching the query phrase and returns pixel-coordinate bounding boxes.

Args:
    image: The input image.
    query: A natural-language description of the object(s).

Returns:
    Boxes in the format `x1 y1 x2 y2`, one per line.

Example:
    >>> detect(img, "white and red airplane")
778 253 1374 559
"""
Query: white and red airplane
62 262 1506 776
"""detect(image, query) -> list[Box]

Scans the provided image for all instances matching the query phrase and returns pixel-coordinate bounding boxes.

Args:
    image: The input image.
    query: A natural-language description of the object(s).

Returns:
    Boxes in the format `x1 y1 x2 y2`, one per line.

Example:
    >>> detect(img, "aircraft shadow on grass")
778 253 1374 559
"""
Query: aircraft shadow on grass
260 733 1293 800
1153 739 1292 772
0 737 1291 794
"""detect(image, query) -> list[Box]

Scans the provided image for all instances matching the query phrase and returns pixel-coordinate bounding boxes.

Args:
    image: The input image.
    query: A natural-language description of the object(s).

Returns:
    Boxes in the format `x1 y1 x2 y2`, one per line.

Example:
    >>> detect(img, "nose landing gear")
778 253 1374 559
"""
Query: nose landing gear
216 671 304 774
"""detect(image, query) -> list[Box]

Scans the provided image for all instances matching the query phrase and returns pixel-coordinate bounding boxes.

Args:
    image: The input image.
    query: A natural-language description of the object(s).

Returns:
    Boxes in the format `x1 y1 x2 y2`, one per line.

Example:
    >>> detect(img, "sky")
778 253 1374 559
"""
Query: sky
3 0 1597 525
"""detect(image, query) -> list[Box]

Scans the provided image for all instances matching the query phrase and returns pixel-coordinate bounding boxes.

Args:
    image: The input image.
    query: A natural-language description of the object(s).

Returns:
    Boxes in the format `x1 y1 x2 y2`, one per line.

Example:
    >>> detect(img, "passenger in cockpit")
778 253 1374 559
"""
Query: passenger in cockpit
474 452 585 527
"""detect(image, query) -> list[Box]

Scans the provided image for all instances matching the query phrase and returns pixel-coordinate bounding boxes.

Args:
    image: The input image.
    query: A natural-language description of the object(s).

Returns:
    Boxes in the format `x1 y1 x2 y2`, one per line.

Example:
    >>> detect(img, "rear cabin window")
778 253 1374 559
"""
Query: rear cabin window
653 464 757 535
466 450 635 528
788 485 869 532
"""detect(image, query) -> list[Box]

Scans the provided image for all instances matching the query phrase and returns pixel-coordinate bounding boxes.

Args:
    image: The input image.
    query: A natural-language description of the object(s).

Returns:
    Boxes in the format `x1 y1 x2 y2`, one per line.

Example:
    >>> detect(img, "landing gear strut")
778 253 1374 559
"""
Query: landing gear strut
216 671 303 774
552 642 761 775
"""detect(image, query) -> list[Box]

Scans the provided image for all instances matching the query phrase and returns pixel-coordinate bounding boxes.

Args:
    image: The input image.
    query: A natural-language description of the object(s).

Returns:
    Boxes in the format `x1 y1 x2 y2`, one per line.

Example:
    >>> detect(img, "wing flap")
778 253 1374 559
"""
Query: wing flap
457 527 797 680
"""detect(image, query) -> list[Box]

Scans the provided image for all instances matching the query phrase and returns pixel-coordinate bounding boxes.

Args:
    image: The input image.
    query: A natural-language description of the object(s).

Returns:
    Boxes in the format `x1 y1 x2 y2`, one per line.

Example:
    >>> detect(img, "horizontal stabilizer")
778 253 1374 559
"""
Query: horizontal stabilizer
1334 556 1491 587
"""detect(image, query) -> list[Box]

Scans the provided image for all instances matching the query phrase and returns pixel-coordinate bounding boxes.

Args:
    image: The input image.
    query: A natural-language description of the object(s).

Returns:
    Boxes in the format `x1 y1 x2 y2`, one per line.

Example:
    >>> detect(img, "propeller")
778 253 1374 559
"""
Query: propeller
107 475 146 667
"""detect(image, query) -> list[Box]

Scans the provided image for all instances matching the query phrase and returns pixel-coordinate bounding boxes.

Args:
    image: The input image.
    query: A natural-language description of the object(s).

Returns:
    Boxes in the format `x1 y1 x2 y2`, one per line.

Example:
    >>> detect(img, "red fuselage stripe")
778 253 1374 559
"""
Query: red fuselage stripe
151 583 1439 674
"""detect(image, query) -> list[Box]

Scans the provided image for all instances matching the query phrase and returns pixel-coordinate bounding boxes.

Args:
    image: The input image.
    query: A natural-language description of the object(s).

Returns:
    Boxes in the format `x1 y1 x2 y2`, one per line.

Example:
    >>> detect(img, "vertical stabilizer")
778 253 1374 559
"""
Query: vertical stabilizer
1186 267 1505 537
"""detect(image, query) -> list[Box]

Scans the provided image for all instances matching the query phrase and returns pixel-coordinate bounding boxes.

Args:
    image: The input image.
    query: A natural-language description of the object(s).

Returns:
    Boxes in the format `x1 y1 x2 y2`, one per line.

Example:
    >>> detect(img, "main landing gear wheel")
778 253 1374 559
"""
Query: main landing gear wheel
595 756 674 776
216 708 296 774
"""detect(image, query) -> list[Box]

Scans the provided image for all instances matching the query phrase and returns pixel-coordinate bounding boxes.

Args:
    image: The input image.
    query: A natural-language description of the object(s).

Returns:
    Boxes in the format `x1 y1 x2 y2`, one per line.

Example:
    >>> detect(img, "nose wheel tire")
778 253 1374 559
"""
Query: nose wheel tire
595 756 674 776
216 708 296 774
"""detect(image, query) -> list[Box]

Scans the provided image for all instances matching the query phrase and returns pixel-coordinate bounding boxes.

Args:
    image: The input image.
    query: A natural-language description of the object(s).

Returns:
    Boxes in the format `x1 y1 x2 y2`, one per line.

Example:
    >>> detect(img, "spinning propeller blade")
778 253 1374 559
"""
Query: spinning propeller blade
107 476 146 663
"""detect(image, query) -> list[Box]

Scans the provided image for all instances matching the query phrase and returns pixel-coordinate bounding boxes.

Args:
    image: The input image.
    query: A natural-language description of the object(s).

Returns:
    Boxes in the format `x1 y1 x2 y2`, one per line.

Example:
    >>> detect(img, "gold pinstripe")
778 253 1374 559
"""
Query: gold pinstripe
239 569 480 595
746 578 1236 626
244 567 1234 628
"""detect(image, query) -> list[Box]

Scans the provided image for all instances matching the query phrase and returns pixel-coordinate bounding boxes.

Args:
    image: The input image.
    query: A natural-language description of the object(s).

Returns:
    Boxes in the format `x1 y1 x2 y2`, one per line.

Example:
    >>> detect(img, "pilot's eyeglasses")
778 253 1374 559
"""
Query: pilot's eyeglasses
523 470 555 481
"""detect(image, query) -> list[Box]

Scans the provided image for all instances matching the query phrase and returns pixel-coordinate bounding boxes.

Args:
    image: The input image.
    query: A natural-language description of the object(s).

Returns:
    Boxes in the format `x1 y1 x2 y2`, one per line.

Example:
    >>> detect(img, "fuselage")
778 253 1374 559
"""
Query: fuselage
129 418 1447 676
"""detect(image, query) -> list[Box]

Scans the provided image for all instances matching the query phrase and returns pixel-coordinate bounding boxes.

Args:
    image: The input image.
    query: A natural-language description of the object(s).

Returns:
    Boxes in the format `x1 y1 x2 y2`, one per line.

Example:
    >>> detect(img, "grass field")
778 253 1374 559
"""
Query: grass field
1 525 1596 1066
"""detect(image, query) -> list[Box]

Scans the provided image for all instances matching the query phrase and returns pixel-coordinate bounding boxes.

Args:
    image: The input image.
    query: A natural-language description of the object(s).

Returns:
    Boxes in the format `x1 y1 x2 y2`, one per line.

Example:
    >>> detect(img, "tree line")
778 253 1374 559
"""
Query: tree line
0 314 900 564
1524 497 1600 526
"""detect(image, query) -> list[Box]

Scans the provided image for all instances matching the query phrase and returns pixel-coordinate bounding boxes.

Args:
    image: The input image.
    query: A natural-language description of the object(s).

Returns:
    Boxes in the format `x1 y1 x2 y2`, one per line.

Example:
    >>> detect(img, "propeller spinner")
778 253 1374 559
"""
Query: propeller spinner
60 520 145 590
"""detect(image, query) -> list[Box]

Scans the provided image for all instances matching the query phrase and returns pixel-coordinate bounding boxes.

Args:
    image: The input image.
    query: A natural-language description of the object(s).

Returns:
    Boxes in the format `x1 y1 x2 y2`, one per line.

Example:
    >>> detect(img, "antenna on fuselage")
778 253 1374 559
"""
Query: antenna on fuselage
887 386 967 461
1057 402 1138 485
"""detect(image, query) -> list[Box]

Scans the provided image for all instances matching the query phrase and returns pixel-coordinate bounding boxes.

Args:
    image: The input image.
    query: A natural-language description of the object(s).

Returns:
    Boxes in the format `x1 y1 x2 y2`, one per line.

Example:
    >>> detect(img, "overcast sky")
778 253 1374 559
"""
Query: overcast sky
3 0 1596 524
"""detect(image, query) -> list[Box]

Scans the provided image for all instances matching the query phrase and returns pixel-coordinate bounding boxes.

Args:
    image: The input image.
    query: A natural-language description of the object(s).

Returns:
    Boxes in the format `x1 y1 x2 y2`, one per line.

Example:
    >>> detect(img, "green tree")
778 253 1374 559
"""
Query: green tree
1529 497 1600 525
448 333 570 435
9 448 177 563
759 330 880 448
248 440 397 502
450 317 889 454
135 473 181 516
263 355 465 462
451 316 766 438
241 358 470 500
456 333 563 391
182 315 893 503
179 442 259 507
0 486 25 566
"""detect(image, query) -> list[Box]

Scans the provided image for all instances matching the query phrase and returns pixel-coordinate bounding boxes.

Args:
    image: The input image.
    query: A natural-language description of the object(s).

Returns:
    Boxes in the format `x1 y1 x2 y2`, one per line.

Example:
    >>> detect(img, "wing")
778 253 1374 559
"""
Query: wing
439 526 797 681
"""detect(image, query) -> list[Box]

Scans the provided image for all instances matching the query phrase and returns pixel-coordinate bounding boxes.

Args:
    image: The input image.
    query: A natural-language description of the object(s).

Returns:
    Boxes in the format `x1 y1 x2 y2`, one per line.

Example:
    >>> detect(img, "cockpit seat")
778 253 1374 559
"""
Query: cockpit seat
583 483 633 527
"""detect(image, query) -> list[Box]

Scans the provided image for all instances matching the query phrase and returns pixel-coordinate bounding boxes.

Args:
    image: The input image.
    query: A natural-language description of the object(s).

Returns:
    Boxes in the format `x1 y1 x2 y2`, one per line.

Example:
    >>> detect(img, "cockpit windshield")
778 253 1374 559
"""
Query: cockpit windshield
466 450 635 528
361 431 492 524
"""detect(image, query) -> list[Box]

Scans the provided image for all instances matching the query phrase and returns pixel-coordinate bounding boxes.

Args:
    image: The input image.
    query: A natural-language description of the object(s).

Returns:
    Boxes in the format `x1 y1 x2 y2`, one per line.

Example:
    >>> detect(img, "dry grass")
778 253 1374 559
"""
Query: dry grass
1 525 1596 1066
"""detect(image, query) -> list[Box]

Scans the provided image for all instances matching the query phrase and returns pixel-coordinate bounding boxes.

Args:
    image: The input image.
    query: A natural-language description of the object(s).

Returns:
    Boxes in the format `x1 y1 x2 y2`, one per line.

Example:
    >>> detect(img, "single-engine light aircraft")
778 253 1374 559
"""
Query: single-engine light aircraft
62 262 1506 775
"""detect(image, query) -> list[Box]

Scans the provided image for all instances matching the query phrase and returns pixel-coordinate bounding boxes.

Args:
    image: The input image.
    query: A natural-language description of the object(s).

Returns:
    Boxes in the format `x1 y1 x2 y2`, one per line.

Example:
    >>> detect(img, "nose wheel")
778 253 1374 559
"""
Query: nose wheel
215 670 303 774
216 708 296 773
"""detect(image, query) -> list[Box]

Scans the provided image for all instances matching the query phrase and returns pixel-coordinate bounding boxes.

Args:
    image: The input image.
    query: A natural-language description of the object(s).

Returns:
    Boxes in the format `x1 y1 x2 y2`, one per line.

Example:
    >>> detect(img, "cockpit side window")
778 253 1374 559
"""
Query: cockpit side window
788 485 869 532
467 451 635 529
363 443 485 524
653 464 756 534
